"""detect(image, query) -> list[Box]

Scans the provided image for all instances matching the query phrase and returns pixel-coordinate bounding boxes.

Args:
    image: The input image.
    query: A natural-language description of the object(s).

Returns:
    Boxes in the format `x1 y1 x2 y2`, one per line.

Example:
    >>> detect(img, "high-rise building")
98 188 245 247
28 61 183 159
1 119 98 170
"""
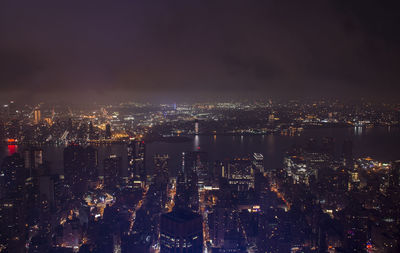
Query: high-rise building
252 153 264 174
342 140 353 167
34 108 41 124
23 148 43 177
85 146 98 181
227 157 254 191
64 145 86 188
127 141 135 178
183 151 208 187
64 145 99 190
51 174 67 211
0 153 25 198
0 153 26 252
105 123 112 139
194 120 199 135
127 140 146 181
154 154 169 174
0 198 25 252
0 120 4 142
8 101 16 119
214 160 226 178
88 121 95 140
138 141 146 176
103 155 122 190
389 160 400 189
160 208 203 253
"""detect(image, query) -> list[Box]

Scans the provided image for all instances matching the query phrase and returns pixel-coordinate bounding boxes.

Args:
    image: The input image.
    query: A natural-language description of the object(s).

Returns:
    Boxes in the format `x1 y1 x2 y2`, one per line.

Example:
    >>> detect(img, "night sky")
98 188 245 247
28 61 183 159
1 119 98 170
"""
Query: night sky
1 0 400 102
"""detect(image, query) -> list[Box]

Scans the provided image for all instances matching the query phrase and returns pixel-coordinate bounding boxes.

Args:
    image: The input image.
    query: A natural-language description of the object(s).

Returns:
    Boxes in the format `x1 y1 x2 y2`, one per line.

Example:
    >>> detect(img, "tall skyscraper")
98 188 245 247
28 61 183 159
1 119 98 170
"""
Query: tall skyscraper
88 121 95 140
227 157 254 191
182 151 208 186
153 154 169 183
154 154 169 174
63 144 99 190
103 155 122 190
23 148 43 177
127 140 146 181
0 153 26 252
63 145 86 188
194 120 199 135
160 208 203 253
0 153 25 198
214 160 224 178
342 140 353 165
8 101 16 119
252 153 264 174
34 108 41 124
175 152 202 212
105 123 112 139
127 141 135 178
85 146 99 182
0 120 4 142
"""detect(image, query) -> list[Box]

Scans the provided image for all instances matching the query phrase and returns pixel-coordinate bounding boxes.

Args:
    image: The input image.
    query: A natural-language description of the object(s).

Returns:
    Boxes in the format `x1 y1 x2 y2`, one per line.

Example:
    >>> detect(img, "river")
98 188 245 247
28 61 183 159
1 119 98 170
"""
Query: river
1 127 399 175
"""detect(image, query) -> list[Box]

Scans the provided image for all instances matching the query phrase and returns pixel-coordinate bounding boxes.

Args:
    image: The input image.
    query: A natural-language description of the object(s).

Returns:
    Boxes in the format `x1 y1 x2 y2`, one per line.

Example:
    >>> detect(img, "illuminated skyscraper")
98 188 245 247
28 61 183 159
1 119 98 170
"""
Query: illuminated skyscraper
227 157 254 191
194 120 199 135
183 151 208 184
127 141 135 178
154 154 169 174
34 108 41 124
252 153 264 173
127 140 146 181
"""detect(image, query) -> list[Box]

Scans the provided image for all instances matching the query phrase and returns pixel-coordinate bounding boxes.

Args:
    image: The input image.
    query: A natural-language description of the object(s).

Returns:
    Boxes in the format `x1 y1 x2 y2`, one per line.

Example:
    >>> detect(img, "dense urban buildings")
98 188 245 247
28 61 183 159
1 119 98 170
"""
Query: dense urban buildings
0 100 399 252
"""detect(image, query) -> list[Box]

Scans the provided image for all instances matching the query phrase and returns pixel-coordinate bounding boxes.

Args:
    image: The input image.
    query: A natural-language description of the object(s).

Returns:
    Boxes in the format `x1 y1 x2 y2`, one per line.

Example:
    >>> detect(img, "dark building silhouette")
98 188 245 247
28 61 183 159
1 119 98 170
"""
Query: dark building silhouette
63 145 99 193
0 153 25 197
88 121 95 140
64 145 85 188
105 123 112 139
182 151 208 187
342 140 353 166
84 146 98 181
0 153 26 252
153 154 169 182
23 147 44 177
160 208 203 253
103 155 122 190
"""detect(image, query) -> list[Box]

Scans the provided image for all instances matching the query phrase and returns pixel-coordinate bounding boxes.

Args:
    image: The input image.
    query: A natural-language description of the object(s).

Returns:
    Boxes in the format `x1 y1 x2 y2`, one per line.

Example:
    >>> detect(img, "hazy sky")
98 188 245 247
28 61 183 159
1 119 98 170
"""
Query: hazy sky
1 0 399 102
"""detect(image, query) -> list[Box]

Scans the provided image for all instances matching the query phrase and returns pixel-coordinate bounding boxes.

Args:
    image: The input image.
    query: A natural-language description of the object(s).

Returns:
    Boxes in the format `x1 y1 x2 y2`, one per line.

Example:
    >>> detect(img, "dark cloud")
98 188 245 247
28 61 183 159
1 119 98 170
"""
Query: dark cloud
0 0 399 102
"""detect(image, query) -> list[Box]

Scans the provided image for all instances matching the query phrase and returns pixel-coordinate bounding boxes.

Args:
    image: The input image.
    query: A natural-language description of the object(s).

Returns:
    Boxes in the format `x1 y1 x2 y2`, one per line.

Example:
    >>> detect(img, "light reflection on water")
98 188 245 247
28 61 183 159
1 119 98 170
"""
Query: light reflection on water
1 127 399 175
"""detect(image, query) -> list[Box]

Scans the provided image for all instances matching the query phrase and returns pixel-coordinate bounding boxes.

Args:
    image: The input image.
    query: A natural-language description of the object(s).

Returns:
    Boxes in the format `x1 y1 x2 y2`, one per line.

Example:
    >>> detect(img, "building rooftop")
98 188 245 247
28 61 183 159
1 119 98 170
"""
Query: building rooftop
162 208 201 223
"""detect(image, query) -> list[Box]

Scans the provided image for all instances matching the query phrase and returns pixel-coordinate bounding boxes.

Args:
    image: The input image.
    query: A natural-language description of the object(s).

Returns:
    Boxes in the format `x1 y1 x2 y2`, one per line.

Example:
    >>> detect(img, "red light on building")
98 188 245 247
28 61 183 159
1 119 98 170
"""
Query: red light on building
8 145 17 155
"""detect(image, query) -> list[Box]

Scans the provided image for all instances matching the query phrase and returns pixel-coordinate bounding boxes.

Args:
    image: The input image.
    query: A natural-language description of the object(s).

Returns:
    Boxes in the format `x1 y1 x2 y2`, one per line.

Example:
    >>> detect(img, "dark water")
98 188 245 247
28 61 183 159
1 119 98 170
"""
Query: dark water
1 127 400 175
